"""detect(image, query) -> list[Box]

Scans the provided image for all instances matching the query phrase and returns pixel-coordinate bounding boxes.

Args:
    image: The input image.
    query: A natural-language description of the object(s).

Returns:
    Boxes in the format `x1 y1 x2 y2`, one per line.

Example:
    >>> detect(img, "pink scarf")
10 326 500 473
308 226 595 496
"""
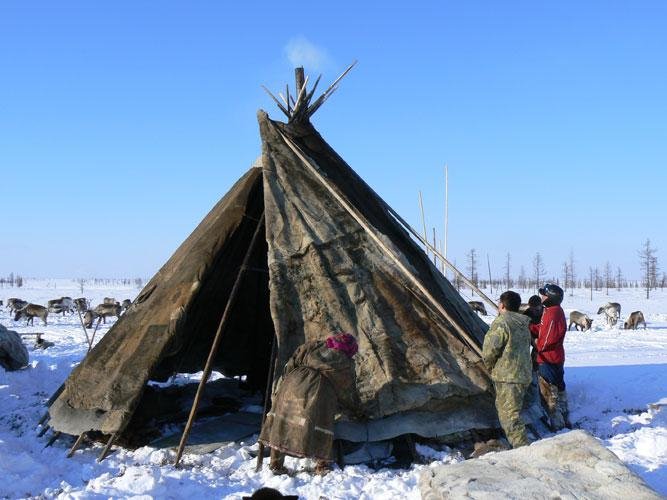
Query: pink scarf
325 333 358 358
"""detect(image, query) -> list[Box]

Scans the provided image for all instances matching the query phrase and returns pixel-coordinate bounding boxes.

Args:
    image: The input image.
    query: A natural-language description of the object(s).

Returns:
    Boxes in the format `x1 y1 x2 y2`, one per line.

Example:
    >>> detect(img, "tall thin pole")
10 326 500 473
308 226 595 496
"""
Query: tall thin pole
432 228 437 266
174 213 266 466
444 164 449 278
418 191 428 258
487 254 493 295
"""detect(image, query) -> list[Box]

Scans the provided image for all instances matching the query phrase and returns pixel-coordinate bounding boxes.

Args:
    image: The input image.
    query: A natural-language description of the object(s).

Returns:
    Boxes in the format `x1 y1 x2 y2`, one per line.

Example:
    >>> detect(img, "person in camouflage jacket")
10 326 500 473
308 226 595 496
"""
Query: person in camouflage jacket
259 333 361 475
482 291 532 448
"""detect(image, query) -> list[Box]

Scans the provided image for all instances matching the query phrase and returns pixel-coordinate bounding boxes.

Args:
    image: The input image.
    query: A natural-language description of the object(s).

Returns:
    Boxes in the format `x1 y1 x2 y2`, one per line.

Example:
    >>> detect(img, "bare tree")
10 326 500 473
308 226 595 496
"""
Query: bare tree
589 267 594 301
467 249 478 293
561 261 570 293
603 261 613 295
503 252 512 289
639 238 657 299
616 266 623 291
650 255 659 290
568 250 576 296
533 252 545 290
518 266 527 290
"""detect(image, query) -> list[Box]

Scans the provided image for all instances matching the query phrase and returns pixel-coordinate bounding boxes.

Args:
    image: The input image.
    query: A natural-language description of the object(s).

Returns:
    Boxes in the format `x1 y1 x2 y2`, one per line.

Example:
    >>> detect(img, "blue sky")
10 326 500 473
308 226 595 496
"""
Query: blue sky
1 1 666 280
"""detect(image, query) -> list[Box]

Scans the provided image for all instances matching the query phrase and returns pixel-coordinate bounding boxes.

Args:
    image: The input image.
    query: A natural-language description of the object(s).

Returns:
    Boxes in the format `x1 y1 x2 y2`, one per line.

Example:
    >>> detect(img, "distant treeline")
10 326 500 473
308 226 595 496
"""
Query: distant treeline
0 276 144 290
451 238 661 300
0 273 24 288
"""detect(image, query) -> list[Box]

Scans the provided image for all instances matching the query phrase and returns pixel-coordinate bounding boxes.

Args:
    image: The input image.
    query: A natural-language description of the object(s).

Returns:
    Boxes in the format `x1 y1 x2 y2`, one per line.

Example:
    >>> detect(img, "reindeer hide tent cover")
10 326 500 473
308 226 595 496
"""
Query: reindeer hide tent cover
48 109 500 447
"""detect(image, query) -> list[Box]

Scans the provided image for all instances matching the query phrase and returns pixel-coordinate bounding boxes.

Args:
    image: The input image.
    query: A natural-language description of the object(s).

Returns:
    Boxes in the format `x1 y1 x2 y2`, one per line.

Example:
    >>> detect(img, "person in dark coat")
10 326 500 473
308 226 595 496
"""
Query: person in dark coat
258 332 361 475
523 294 544 369
523 295 544 325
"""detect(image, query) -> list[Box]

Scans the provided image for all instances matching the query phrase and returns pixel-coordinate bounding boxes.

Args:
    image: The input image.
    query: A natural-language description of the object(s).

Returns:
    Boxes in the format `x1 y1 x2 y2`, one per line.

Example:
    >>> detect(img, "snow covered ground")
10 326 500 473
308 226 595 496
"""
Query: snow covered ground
0 279 665 498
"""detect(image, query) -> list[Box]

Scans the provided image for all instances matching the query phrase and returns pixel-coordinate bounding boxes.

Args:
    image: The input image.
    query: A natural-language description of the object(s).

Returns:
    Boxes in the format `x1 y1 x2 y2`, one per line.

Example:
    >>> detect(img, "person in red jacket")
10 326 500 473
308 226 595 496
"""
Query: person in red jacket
529 283 570 430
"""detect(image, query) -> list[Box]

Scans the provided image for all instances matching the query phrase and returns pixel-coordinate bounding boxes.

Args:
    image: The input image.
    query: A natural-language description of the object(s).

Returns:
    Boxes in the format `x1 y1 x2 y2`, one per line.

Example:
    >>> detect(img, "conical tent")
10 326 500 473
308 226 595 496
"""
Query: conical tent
47 69 502 457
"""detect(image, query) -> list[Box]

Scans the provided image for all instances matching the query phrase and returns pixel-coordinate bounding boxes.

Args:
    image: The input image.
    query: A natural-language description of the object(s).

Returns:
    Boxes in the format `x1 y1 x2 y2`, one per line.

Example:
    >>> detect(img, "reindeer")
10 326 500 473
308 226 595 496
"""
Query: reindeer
47 297 74 316
597 302 621 327
14 304 48 326
7 298 28 314
83 303 122 328
624 311 647 330
568 311 593 331
74 297 89 313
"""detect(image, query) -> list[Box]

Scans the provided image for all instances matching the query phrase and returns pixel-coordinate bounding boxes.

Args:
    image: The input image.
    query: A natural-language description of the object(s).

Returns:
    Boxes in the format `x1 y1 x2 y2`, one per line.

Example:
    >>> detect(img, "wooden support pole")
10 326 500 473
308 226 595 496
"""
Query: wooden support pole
306 61 357 118
444 164 449 277
418 191 428 257
76 308 92 351
295 67 305 97
279 132 485 357
303 154 491 311
97 432 118 462
261 86 290 118
88 316 103 352
304 74 322 108
175 213 266 466
37 411 50 427
291 75 310 118
45 431 61 448
67 433 87 458
378 196 498 313
255 335 278 472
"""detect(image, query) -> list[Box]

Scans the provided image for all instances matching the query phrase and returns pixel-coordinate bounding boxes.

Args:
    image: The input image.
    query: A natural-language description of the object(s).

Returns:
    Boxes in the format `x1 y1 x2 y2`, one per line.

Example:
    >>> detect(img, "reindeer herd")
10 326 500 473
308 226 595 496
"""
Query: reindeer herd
567 303 646 331
468 299 647 332
4 296 132 328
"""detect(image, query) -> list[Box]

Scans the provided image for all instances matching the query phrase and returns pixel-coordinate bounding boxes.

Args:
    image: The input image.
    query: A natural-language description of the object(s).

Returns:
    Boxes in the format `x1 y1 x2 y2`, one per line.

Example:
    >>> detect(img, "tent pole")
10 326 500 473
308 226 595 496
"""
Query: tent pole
418 191 428 257
97 432 118 462
37 424 50 438
88 317 103 352
379 200 498 312
279 132 485 357
67 432 87 458
174 213 266 466
44 431 61 448
37 412 49 427
76 308 92 350
255 334 278 472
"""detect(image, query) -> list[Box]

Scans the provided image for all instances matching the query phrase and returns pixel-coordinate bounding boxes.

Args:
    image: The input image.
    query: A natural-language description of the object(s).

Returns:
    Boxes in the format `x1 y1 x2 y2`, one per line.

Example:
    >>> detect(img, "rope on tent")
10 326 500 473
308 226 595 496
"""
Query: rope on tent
174 212 266 466
278 131 483 358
